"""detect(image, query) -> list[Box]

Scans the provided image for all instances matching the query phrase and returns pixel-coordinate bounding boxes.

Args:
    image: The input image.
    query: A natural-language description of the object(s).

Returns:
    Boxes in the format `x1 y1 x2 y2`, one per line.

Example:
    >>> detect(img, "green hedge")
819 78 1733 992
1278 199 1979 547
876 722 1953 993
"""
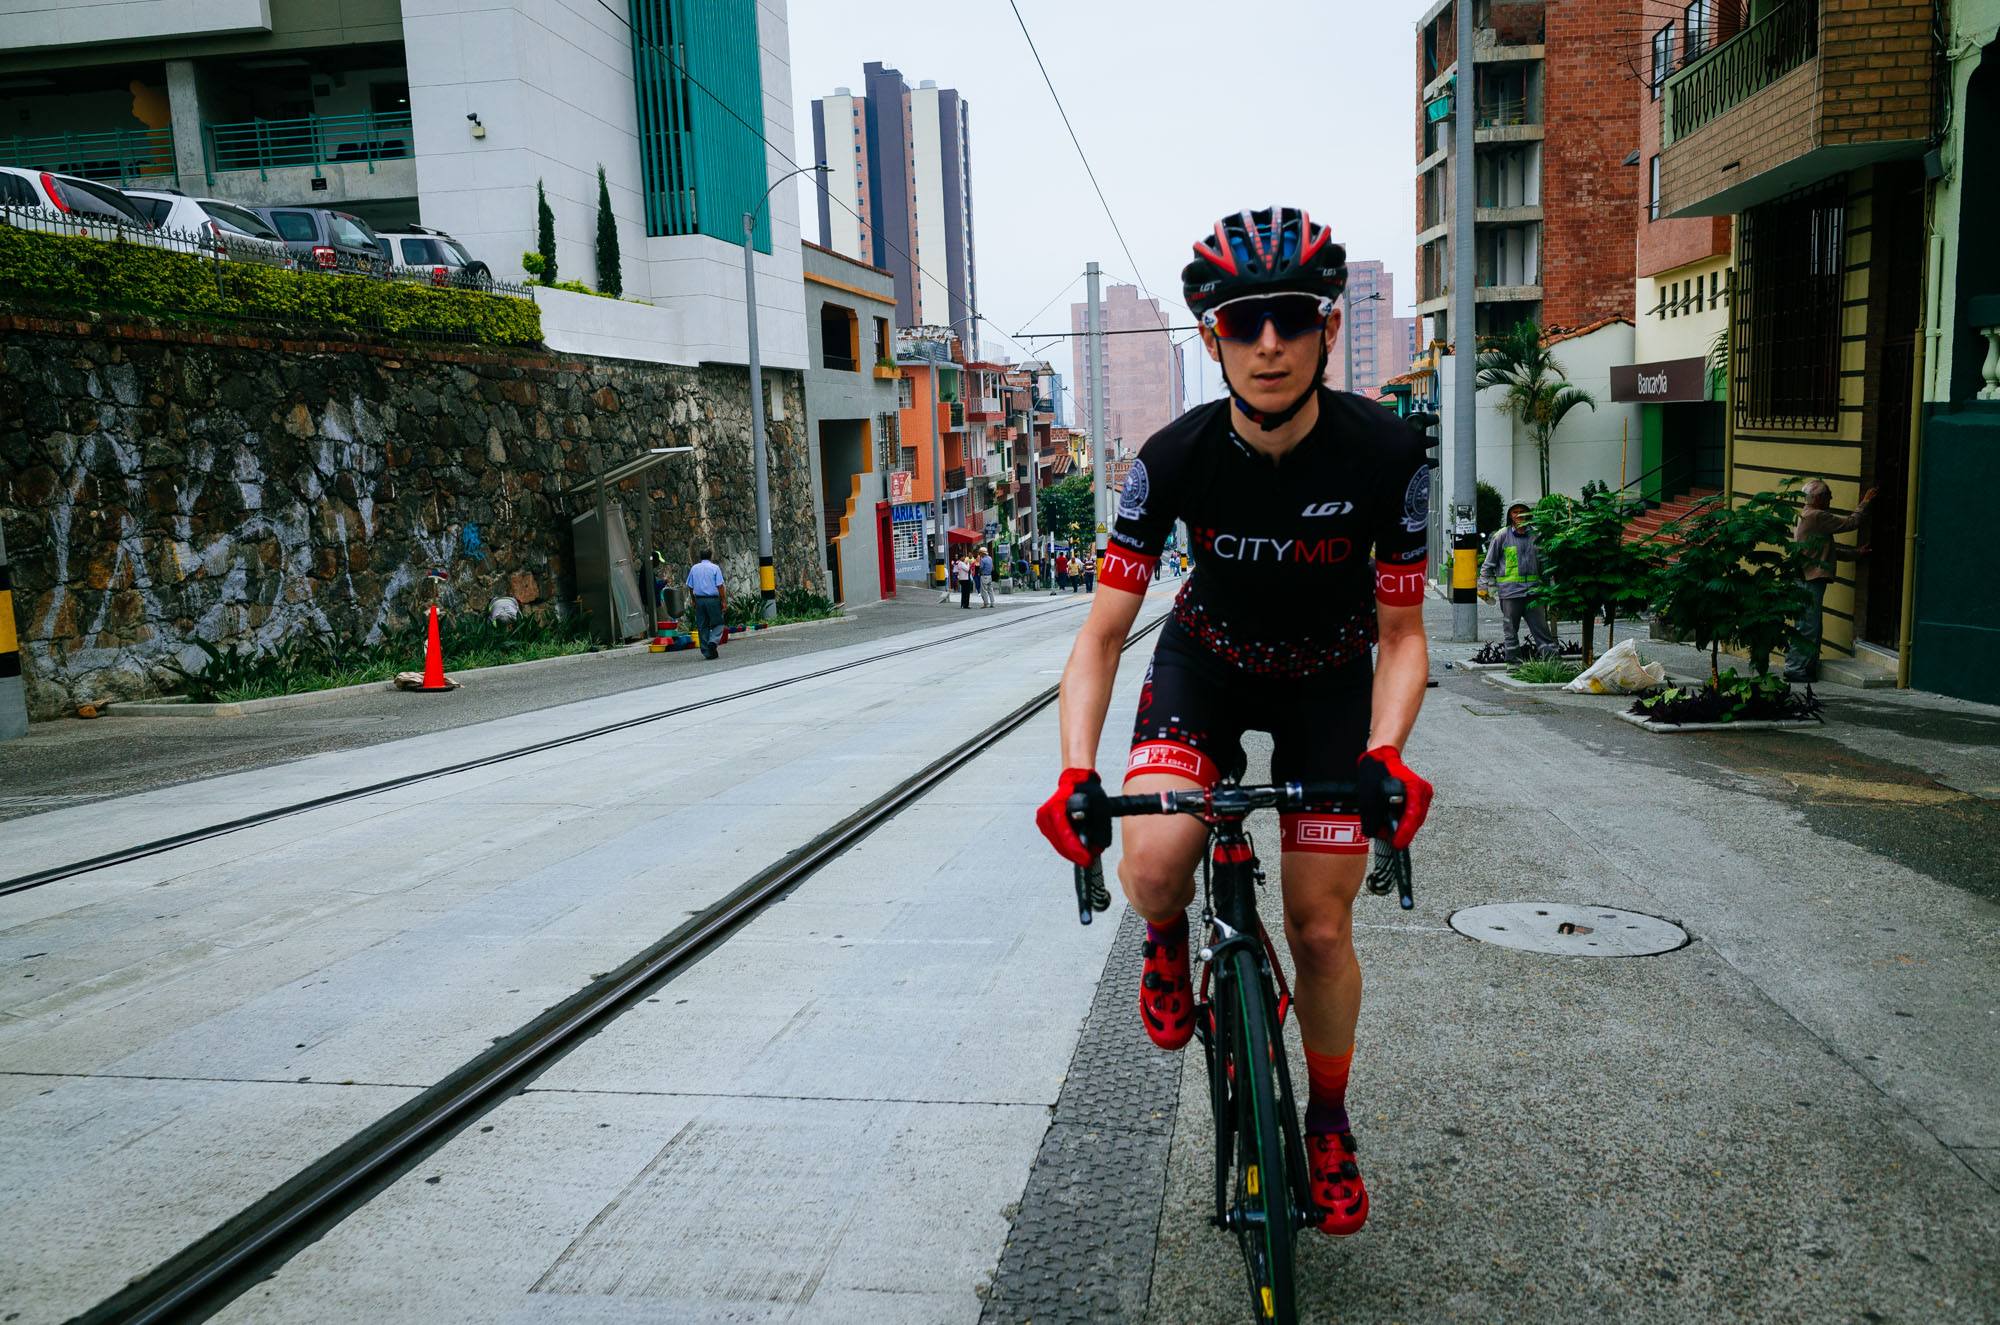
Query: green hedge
0 226 543 346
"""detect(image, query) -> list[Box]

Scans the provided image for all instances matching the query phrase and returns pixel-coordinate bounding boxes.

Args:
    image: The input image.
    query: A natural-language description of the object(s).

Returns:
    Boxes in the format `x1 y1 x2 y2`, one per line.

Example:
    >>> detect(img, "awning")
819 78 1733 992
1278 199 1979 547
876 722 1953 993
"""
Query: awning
1610 356 1710 403
947 525 984 544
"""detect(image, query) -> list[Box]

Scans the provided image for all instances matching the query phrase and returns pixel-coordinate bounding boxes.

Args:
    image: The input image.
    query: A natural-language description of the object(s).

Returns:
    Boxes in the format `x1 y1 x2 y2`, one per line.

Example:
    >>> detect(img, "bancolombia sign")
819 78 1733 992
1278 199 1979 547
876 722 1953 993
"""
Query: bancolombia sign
1609 356 1709 403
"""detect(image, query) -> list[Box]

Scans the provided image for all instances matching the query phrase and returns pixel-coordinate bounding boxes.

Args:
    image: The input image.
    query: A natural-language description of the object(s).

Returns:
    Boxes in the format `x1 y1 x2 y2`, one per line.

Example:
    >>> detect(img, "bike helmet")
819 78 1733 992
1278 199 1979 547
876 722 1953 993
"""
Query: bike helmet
1181 206 1347 316
1182 206 1347 428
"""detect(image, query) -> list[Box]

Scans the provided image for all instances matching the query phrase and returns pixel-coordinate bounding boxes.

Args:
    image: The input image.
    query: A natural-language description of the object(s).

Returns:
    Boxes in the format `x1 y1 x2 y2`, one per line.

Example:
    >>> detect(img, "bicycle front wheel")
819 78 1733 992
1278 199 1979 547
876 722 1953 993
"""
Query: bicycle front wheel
1222 946 1297 1324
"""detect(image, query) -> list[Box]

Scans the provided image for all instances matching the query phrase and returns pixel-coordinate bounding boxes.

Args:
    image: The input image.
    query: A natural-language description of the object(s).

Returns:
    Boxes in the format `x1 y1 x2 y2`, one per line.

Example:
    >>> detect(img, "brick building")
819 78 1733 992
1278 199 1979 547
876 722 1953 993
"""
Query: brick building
1414 0 1637 345
1655 0 1937 685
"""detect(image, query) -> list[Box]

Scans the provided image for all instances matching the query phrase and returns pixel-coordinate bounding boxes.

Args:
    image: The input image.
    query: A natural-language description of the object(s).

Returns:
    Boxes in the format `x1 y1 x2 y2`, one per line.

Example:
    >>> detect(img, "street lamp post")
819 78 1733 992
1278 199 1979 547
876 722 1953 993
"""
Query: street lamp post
1343 289 1385 395
743 163 830 620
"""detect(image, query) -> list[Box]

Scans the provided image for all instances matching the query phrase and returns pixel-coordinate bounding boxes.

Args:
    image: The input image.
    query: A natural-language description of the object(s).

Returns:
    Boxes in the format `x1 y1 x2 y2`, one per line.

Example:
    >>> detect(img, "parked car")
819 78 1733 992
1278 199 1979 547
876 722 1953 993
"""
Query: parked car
123 189 295 267
0 165 159 237
248 206 388 274
374 224 493 288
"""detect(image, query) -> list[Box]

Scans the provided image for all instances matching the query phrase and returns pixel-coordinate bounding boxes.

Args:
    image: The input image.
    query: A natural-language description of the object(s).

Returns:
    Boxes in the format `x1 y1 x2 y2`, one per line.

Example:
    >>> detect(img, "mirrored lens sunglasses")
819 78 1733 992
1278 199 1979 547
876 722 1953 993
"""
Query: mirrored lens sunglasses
1201 293 1335 342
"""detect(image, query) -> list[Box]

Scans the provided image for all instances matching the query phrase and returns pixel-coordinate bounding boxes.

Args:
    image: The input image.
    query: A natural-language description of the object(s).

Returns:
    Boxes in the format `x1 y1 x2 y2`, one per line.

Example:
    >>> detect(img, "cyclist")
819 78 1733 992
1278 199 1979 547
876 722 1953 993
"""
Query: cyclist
1035 206 1435 1239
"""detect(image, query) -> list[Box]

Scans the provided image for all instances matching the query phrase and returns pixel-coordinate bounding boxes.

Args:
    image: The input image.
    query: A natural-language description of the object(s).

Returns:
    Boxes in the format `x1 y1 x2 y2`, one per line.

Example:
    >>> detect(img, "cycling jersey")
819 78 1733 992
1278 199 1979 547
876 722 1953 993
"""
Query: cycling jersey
1109 389 1430 853
1101 389 1431 678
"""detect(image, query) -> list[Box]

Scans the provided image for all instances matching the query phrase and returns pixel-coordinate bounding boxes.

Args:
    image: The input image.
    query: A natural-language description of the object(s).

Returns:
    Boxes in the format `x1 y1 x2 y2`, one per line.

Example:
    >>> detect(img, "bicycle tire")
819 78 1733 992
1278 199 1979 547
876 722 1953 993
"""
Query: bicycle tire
1223 946 1297 1324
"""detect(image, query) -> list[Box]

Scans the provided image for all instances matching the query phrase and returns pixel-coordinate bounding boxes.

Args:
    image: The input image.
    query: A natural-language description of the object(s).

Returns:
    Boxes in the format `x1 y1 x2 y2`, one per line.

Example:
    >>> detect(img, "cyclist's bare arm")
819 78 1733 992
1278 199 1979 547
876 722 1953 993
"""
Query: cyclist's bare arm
1058 583 1146 769
1369 600 1428 751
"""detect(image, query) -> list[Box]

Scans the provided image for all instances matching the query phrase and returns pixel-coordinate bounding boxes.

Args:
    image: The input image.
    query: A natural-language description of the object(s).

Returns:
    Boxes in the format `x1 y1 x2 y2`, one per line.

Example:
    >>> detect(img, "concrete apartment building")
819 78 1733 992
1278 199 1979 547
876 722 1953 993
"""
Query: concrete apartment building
802 241 901 608
0 0 809 373
1068 283 1184 456
811 64 976 352
1413 0 1636 345
1327 259 1418 396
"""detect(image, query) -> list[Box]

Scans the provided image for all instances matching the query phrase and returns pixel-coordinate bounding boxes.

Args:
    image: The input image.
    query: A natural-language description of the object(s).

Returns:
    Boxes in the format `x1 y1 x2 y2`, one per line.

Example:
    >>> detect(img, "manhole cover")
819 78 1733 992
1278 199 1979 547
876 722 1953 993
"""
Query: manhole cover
1448 903 1689 957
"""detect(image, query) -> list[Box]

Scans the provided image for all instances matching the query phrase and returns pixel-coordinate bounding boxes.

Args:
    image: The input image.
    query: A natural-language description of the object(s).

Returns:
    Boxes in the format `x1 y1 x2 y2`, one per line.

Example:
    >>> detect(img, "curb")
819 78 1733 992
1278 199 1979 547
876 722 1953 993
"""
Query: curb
107 617 853 718
1485 672 1695 695
1615 710 1824 735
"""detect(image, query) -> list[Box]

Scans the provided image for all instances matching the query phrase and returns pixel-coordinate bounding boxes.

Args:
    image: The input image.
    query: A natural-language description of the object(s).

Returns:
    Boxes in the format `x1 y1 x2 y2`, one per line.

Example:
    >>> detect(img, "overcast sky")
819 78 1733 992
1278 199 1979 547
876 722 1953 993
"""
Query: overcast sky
786 0 1423 409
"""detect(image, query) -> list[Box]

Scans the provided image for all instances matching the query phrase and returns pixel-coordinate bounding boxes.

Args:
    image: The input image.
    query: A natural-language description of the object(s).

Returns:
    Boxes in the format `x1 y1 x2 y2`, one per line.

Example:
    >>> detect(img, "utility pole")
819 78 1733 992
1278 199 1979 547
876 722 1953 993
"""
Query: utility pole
1086 261 1110 555
929 353 946 593
1450 0 1481 643
1343 288 1354 394
0 519 25 740
1020 404 1038 587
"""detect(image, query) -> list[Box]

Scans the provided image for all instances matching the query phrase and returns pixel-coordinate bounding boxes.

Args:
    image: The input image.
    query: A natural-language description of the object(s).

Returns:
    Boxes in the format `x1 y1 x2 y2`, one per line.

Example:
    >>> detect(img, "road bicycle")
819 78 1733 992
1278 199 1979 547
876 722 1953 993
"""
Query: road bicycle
1069 780 1411 1324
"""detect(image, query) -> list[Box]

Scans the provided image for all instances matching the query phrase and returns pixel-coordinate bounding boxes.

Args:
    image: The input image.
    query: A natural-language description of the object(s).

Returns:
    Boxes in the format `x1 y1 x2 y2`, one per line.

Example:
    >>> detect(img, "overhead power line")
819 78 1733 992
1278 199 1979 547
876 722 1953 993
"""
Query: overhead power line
1003 0 1173 318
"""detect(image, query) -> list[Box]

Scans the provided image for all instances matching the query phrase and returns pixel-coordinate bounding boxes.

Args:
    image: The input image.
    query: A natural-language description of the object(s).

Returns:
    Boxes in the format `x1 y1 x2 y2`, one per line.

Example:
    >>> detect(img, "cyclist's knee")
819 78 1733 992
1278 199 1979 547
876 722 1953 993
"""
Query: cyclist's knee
1117 830 1202 919
1284 906 1357 976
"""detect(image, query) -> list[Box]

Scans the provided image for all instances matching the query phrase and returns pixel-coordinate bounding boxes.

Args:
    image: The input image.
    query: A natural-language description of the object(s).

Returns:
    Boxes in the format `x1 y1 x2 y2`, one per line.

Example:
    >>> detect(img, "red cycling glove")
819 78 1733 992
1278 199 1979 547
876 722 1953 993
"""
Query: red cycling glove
1036 768 1108 866
1356 746 1433 851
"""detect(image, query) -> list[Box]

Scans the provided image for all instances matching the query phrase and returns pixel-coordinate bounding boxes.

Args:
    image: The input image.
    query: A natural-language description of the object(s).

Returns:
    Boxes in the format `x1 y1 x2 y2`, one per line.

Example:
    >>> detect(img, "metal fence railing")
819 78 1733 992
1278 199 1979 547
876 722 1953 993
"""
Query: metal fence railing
202 111 415 184
1665 0 1818 146
0 204 537 343
0 127 179 186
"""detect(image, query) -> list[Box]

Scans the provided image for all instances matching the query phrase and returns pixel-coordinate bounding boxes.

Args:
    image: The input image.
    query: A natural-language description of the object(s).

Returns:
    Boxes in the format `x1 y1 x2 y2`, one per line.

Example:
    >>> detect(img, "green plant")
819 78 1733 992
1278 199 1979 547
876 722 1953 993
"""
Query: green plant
522 251 546 279
595 164 621 299
0 226 542 345
1507 657 1582 684
1528 490 1657 663
1474 320 1599 498
1037 473 1097 551
536 178 558 286
1649 486 1810 683
1475 479 1503 539
776 588 838 620
1632 668 1823 725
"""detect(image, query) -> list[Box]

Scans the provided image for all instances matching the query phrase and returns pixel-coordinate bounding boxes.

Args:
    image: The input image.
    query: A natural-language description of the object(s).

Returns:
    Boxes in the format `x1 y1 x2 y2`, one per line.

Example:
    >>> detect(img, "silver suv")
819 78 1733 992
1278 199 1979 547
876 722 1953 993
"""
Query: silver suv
374 224 492 288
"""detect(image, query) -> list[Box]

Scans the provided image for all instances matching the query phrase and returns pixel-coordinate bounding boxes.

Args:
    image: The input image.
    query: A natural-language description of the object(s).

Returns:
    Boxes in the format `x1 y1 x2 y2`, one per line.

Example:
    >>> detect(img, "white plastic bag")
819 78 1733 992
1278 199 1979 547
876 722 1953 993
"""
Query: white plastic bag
1563 637 1666 694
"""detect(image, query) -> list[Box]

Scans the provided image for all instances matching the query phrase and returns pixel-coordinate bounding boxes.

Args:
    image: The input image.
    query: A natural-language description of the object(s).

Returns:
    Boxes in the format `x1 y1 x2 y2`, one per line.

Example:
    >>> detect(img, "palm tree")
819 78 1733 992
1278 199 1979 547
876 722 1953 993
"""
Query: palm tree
1473 320 1598 498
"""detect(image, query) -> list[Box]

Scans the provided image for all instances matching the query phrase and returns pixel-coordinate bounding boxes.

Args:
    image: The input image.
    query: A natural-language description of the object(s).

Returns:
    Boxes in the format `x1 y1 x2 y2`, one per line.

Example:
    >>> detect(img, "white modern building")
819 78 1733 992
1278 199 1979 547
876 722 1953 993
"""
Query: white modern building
0 0 806 370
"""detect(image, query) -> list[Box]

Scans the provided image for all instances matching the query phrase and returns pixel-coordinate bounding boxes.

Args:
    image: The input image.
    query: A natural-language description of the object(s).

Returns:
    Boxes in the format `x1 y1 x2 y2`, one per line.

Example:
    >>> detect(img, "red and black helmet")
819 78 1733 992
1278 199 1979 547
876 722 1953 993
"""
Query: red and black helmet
1181 207 1347 317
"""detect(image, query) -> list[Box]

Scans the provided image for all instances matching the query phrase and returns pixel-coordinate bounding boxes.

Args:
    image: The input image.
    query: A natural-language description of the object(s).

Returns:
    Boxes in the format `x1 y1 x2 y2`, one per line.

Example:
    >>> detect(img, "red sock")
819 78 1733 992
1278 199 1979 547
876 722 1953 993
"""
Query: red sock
1302 1045 1353 1136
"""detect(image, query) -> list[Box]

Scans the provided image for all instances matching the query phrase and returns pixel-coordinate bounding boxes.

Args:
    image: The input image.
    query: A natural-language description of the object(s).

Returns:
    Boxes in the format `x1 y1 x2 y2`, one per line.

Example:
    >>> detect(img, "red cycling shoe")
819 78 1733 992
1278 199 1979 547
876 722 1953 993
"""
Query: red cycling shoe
1306 1130 1369 1237
1139 929 1195 1051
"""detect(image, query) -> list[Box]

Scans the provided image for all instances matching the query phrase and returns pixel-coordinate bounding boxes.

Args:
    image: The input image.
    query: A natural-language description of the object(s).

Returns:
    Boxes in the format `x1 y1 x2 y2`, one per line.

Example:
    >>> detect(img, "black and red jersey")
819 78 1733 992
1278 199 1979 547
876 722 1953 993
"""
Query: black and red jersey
1101 389 1431 677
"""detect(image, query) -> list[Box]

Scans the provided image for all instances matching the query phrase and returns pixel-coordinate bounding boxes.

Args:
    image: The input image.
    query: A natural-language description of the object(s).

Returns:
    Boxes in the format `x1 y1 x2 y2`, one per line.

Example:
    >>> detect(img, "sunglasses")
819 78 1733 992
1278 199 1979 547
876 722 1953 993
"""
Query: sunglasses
1201 293 1335 342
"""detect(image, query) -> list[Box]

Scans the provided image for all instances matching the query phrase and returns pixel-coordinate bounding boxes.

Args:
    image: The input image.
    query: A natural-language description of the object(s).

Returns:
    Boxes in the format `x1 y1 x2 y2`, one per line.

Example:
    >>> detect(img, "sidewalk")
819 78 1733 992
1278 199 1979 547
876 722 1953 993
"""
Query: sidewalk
1143 593 2000 1320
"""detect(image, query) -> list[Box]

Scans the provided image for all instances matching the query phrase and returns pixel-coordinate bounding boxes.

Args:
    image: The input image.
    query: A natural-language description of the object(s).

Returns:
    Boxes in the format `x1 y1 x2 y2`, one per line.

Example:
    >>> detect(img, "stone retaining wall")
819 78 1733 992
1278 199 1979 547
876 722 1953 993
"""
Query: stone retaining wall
0 312 812 719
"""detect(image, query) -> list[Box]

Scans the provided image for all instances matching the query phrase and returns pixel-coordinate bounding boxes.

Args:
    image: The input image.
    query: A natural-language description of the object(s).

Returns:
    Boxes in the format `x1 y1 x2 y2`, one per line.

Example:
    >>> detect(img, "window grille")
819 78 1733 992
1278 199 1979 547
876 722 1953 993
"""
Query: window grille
1737 181 1845 431
897 376 915 409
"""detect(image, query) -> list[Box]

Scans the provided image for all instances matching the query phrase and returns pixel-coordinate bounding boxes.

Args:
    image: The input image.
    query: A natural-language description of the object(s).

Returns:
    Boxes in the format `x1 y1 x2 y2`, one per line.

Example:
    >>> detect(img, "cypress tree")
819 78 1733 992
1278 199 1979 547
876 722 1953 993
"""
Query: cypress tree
536 178 557 286
595 165 621 298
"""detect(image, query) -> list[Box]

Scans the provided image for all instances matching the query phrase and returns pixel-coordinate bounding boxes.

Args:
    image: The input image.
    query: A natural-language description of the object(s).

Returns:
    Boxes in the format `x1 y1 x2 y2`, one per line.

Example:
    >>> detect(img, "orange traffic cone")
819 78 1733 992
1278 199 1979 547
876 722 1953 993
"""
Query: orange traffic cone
419 605 452 692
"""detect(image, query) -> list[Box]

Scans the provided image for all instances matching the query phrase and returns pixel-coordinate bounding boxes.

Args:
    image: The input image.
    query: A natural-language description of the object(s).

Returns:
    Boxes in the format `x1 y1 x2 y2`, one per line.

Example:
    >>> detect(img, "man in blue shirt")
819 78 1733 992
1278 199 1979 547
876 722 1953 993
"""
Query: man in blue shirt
685 550 726 660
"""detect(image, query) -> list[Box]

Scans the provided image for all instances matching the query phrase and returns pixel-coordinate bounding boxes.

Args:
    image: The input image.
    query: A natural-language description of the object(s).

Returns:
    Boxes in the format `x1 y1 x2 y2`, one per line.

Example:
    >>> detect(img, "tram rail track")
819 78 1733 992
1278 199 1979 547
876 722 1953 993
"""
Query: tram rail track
3 599 1091 898
65 609 1163 1325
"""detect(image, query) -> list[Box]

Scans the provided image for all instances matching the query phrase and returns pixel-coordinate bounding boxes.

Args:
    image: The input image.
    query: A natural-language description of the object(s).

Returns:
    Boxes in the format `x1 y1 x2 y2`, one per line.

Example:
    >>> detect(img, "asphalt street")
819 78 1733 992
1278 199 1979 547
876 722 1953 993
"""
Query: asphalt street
0 586 1993 1324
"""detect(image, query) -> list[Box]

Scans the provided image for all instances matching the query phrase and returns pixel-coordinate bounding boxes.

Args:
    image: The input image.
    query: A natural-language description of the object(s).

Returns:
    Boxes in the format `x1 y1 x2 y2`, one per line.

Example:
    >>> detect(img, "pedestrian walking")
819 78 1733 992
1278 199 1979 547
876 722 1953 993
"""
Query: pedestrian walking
1055 551 1071 593
979 546 996 607
1082 552 1097 593
958 553 974 609
685 549 726 660
1478 500 1557 662
1785 479 1876 682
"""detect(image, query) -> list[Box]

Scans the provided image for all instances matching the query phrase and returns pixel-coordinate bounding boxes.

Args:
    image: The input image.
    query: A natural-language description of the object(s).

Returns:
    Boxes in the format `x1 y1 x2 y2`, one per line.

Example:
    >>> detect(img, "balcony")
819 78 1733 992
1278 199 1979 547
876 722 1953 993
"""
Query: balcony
1658 0 1933 219
0 127 176 187
1664 0 1816 147
204 111 414 184
944 465 967 492
965 395 1002 422
947 401 965 430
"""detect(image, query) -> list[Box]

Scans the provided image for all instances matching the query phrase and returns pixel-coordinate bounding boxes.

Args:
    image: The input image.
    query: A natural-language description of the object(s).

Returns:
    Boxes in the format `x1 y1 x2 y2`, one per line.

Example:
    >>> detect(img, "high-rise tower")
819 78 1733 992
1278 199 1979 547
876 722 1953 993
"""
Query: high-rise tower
812 64 976 351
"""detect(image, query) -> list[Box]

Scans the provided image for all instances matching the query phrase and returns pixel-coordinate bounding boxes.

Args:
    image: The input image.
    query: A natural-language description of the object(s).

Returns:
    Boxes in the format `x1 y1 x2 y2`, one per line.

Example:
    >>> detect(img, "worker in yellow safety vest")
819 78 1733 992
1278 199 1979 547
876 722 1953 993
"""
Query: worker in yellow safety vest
1478 500 1557 662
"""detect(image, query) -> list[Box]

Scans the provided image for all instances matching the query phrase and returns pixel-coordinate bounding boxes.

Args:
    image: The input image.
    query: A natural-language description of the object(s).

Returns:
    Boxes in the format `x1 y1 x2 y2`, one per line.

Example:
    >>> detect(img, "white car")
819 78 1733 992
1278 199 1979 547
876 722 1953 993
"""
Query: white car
0 165 163 243
123 189 295 267
374 225 493 288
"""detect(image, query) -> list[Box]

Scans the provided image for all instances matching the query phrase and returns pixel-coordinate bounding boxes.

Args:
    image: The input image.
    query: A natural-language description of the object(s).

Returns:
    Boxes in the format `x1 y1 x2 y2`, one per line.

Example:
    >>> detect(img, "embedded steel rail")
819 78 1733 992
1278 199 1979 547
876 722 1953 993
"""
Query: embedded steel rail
67 612 1164 1325
2 601 1090 898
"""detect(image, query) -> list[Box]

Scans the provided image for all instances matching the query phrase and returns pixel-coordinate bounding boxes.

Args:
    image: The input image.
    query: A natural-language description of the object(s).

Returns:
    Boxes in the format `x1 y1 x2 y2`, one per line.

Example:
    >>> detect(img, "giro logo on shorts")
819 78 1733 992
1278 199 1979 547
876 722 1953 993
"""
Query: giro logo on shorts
1280 814 1368 854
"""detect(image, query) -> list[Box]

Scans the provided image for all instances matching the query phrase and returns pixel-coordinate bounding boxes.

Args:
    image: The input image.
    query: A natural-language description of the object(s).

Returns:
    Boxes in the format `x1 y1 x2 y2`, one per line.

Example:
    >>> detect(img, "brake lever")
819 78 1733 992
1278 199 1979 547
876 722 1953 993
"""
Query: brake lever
1073 859 1111 925
1364 840 1415 909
